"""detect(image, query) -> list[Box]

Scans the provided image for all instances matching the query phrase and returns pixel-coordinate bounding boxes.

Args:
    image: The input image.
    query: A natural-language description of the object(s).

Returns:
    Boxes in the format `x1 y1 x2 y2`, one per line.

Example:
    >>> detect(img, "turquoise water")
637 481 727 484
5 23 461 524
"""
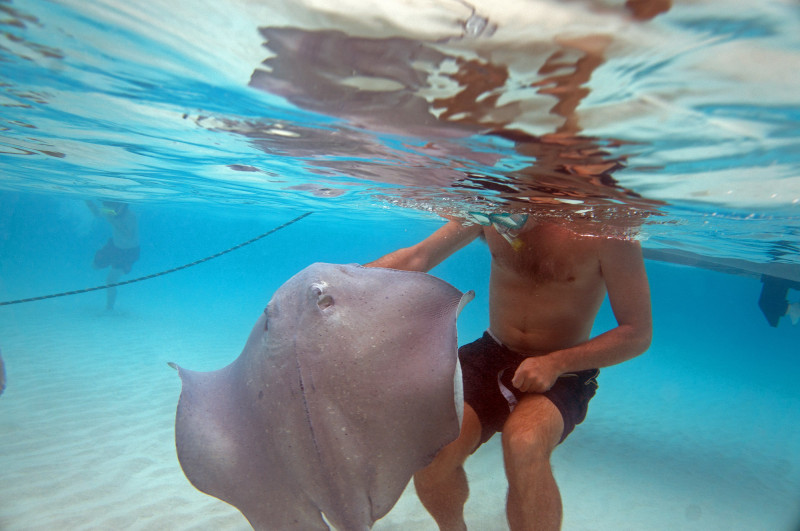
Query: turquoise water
1 0 799 530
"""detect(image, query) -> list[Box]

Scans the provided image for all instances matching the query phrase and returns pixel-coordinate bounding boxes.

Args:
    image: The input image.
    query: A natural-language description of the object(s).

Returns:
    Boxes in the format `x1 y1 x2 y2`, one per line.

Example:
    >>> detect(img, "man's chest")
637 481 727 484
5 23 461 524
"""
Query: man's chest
485 223 601 284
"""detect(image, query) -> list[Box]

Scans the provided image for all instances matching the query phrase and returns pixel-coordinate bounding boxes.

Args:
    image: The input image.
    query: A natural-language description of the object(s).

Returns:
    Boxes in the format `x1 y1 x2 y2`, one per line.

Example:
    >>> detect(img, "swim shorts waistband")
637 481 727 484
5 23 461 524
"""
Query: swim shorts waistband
484 329 548 357
485 328 504 347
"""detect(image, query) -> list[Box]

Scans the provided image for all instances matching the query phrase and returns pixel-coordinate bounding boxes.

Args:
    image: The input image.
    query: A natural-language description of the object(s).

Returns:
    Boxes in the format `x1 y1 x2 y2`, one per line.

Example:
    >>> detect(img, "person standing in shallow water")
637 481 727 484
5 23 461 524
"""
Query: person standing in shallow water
366 214 652 531
86 200 139 310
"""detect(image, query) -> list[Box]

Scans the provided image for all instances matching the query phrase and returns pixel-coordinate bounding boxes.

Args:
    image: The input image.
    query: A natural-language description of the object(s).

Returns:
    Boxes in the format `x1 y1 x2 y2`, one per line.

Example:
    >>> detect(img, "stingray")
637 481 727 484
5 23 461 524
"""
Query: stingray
172 263 472 530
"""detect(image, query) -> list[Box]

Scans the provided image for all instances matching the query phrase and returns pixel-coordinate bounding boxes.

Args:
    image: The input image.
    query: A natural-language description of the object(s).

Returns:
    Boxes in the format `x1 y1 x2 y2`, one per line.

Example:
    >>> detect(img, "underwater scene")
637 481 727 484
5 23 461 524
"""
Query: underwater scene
1 0 799 530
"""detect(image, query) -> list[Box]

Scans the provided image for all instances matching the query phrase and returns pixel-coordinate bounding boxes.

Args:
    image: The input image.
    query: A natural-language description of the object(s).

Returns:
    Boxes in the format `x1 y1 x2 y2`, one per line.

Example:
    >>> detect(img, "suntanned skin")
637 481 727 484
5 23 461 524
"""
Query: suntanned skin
367 217 652 531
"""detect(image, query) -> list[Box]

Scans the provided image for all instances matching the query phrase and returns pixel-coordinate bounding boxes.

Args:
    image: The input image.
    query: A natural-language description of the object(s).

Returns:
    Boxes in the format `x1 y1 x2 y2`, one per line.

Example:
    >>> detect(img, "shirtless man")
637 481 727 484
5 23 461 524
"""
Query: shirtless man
367 214 652 531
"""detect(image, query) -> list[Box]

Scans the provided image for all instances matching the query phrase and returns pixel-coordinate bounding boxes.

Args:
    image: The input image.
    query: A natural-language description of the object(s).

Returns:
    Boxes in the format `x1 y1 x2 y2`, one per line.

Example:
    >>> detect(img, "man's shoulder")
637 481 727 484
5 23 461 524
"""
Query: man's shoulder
597 236 646 279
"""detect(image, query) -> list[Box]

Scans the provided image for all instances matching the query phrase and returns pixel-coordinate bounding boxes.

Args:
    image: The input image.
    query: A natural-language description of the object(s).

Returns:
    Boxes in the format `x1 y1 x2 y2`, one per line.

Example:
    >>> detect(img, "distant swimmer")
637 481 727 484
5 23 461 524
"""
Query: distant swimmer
86 200 140 310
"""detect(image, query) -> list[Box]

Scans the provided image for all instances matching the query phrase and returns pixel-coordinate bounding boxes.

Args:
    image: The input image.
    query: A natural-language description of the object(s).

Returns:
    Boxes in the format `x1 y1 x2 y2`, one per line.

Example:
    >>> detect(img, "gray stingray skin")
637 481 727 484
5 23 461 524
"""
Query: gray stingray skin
173 263 471 530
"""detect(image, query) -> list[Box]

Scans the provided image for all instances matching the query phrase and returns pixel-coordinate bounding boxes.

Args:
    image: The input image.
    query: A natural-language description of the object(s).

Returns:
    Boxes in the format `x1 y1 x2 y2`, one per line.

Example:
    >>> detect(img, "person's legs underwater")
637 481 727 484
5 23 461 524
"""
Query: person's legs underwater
413 404 482 531
105 267 123 310
502 394 565 531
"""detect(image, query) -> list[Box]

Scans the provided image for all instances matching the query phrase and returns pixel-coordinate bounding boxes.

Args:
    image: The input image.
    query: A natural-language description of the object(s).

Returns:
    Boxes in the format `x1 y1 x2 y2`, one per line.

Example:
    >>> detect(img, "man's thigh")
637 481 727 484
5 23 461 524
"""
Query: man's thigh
502 394 564 456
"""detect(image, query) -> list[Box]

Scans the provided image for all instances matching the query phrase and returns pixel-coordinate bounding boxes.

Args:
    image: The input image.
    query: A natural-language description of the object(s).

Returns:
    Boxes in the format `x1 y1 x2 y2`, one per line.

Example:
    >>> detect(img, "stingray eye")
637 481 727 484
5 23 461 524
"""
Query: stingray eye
311 283 334 310
262 307 269 330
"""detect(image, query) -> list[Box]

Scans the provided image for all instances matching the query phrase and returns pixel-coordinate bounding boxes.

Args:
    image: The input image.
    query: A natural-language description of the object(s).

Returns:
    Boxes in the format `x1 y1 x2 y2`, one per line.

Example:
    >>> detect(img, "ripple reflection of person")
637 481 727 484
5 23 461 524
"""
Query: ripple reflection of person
85 200 140 310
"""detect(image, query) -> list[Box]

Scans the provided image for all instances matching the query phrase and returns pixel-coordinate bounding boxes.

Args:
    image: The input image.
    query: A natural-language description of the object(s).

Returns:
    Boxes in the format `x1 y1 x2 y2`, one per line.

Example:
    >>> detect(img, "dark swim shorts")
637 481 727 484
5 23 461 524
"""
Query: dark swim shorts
459 332 599 447
93 239 140 274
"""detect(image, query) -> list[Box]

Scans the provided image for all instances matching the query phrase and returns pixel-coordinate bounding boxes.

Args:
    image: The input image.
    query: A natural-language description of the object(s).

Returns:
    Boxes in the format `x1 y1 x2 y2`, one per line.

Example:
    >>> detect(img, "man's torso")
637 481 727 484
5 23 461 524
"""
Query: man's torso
484 221 607 354
110 210 139 249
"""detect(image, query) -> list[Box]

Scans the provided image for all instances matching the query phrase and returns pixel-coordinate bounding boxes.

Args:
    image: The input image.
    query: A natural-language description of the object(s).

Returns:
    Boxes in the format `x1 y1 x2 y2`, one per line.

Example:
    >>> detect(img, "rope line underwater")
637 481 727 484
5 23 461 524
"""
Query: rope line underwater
0 211 313 307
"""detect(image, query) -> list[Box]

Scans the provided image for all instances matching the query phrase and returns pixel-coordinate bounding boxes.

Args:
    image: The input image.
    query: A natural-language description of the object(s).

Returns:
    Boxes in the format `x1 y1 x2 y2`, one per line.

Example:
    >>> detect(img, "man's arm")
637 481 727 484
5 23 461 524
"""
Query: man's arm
366 219 483 272
512 238 653 392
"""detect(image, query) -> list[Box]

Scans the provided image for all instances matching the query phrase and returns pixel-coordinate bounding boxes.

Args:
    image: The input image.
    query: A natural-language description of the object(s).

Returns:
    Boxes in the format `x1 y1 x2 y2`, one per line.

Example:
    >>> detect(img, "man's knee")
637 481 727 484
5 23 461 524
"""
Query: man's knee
502 425 552 466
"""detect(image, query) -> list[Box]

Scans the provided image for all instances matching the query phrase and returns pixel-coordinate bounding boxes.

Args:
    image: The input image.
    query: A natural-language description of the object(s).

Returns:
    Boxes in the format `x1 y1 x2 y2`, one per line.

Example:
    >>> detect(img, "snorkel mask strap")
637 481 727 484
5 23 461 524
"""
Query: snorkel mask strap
466 212 528 251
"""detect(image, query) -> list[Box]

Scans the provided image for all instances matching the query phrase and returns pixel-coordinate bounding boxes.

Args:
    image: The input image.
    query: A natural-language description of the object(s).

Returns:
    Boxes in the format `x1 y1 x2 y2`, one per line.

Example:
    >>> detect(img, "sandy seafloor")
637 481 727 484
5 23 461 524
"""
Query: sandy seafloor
1 203 799 530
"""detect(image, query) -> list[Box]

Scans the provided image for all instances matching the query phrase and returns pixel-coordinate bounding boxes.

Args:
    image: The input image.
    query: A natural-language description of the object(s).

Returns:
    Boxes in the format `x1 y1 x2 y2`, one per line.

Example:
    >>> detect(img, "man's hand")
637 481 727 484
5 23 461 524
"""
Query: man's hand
511 356 561 393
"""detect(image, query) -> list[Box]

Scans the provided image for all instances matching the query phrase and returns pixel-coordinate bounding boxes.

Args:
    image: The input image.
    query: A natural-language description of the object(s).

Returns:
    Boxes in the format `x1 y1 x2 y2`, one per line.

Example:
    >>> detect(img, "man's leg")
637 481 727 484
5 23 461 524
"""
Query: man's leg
502 394 564 531
105 267 123 310
414 404 483 531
